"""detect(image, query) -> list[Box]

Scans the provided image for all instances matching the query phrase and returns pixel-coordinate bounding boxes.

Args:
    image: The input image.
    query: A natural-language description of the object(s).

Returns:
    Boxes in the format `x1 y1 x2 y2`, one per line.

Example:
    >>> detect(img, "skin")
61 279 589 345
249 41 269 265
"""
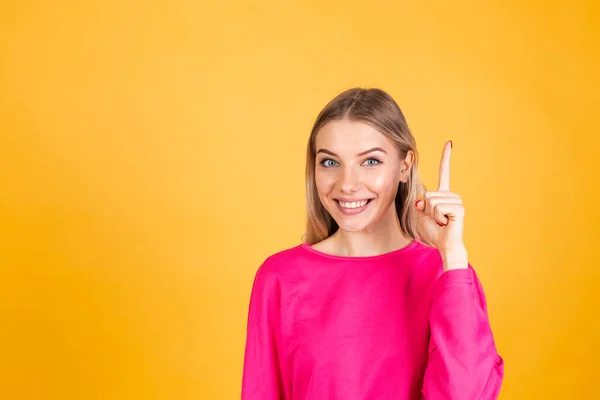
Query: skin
312 118 468 271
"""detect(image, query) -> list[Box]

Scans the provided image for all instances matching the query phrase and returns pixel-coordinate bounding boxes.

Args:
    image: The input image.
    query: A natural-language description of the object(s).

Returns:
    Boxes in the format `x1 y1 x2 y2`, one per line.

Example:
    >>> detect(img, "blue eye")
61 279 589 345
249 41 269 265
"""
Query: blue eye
320 159 339 168
363 158 381 166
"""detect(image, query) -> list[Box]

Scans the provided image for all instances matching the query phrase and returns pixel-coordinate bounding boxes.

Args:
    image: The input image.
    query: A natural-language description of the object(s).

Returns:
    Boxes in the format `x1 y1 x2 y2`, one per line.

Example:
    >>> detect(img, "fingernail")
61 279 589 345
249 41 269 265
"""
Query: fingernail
450 140 453 149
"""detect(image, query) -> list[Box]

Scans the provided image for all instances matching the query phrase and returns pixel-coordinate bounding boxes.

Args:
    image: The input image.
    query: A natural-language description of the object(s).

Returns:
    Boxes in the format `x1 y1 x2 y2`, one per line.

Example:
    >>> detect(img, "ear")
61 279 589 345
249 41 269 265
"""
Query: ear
399 151 415 183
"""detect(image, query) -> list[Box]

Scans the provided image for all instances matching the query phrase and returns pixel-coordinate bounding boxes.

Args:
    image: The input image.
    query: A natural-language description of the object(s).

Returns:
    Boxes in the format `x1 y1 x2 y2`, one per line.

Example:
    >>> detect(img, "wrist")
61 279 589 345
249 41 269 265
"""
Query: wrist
441 246 469 271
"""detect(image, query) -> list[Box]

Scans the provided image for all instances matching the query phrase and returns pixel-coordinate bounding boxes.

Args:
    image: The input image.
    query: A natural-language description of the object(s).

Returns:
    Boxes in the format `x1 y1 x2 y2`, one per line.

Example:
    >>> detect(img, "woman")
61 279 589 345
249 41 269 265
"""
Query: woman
241 88 504 399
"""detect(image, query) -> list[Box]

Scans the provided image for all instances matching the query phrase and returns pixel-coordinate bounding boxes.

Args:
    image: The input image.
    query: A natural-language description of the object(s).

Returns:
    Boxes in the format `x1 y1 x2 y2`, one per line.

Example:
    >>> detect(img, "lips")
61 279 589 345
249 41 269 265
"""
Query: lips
335 199 373 215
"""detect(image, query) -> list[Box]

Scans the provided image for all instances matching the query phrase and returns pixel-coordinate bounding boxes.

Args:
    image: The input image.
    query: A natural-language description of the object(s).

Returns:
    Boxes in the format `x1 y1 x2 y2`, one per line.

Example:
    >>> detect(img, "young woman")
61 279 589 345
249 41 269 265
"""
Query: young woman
241 88 504 399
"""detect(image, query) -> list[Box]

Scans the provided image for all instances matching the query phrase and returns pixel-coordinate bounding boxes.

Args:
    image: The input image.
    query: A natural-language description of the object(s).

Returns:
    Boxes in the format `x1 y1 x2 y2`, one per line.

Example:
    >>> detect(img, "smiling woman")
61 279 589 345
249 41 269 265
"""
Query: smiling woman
311 119 415 244
241 88 504 399
305 89 425 250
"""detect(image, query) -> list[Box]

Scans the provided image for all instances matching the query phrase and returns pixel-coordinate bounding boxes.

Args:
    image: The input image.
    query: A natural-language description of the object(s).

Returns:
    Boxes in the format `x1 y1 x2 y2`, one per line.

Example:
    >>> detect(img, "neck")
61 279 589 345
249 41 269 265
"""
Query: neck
331 205 413 257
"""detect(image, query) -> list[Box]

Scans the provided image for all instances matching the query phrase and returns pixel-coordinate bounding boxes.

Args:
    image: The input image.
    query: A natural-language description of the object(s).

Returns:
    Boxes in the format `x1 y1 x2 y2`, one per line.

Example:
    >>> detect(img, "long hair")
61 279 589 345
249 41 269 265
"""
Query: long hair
303 87 432 246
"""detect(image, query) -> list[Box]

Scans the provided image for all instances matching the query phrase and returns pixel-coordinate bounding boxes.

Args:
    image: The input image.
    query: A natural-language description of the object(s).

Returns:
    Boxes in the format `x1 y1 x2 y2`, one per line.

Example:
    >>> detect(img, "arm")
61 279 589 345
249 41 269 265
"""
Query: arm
241 262 286 399
421 264 504 400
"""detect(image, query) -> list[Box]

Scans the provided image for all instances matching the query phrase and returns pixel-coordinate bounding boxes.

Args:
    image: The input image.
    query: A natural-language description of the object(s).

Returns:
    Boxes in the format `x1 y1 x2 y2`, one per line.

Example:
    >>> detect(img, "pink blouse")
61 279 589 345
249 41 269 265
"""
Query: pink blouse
242 239 504 399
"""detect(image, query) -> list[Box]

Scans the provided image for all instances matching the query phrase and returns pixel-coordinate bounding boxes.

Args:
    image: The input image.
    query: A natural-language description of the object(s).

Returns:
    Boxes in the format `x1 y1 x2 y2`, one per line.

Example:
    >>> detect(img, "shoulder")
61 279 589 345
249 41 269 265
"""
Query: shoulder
409 240 446 276
253 243 307 280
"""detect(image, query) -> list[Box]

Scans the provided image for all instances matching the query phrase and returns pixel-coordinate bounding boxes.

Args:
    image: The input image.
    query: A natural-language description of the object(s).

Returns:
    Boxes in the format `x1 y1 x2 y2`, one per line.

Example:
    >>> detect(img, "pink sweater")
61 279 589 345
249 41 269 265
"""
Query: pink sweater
241 239 504 399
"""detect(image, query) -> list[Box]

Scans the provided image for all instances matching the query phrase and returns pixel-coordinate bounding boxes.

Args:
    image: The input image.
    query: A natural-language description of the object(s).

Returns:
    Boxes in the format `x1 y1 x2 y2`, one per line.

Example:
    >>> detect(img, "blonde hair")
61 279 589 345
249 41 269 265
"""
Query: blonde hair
303 87 432 246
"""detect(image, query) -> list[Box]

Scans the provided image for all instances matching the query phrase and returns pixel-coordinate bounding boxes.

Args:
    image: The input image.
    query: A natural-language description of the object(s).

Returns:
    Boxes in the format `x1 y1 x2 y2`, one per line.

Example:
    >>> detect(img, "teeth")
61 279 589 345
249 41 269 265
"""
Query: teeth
339 200 368 209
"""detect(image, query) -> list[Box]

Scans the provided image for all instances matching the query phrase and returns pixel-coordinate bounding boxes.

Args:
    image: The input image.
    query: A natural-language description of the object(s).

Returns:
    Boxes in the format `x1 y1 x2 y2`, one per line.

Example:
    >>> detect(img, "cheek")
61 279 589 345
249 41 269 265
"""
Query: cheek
315 172 335 195
369 170 398 195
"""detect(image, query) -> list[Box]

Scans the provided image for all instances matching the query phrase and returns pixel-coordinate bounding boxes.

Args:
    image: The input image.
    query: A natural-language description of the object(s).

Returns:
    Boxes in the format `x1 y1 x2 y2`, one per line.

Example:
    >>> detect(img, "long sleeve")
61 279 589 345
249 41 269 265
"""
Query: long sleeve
422 264 504 400
241 263 287 399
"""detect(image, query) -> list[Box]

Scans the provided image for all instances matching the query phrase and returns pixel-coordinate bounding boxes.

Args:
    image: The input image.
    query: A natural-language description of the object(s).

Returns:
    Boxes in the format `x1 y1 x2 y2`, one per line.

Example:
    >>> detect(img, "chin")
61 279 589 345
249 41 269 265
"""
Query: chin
336 222 370 233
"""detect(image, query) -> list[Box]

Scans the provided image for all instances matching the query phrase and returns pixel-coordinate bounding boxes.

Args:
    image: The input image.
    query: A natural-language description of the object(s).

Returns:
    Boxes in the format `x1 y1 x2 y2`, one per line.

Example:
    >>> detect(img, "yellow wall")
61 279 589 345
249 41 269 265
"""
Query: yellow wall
1 1 598 398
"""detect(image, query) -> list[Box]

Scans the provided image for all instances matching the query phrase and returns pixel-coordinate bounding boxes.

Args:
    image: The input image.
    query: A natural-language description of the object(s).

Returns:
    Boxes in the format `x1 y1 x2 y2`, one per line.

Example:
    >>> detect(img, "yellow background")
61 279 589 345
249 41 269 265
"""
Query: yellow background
1 1 598 399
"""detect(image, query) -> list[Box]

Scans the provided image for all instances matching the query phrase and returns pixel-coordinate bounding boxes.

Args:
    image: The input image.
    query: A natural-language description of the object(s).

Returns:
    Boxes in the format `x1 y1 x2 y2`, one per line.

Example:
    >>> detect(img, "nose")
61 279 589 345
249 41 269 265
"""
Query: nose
340 166 360 194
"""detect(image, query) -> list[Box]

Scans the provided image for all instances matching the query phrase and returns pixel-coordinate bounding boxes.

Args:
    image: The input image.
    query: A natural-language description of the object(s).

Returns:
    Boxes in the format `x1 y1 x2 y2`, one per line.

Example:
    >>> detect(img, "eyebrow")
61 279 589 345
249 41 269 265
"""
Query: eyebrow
316 147 388 157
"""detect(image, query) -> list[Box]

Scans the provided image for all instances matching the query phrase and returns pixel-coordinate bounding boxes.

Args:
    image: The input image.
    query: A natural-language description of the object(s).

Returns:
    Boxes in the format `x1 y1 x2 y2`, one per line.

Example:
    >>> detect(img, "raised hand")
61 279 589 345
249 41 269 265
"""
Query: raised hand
414 141 468 270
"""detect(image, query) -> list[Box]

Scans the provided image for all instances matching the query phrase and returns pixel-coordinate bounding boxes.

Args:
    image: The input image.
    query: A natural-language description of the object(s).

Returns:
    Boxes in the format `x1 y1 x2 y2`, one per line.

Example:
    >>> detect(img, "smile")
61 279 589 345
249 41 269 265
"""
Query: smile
335 199 373 215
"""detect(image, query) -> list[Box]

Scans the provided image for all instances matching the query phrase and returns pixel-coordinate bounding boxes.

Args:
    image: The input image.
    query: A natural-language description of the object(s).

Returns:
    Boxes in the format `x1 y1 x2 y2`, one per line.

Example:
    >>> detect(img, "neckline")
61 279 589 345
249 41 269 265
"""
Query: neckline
299 239 420 261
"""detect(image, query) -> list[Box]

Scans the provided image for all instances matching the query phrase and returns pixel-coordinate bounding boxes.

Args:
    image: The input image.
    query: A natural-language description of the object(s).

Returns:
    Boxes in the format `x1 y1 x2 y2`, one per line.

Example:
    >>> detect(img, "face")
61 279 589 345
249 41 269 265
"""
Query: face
314 119 410 233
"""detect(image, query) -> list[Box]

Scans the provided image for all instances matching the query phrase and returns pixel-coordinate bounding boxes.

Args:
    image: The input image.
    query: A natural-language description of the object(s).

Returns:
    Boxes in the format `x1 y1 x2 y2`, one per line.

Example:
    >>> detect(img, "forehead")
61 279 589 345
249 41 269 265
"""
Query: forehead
315 119 393 152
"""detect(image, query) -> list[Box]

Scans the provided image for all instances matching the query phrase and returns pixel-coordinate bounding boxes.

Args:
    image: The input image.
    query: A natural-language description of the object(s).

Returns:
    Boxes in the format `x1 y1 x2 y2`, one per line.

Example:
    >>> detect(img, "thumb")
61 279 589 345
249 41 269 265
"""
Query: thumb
414 199 425 213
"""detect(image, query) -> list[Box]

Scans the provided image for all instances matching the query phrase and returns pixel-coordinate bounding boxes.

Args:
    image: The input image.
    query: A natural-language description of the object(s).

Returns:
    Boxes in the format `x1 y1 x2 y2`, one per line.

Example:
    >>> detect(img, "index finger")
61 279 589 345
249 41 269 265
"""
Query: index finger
438 141 452 191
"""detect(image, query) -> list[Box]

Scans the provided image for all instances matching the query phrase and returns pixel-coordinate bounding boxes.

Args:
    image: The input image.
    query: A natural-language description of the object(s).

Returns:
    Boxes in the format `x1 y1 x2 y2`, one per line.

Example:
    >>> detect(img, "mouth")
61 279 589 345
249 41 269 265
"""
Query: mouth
335 199 374 215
